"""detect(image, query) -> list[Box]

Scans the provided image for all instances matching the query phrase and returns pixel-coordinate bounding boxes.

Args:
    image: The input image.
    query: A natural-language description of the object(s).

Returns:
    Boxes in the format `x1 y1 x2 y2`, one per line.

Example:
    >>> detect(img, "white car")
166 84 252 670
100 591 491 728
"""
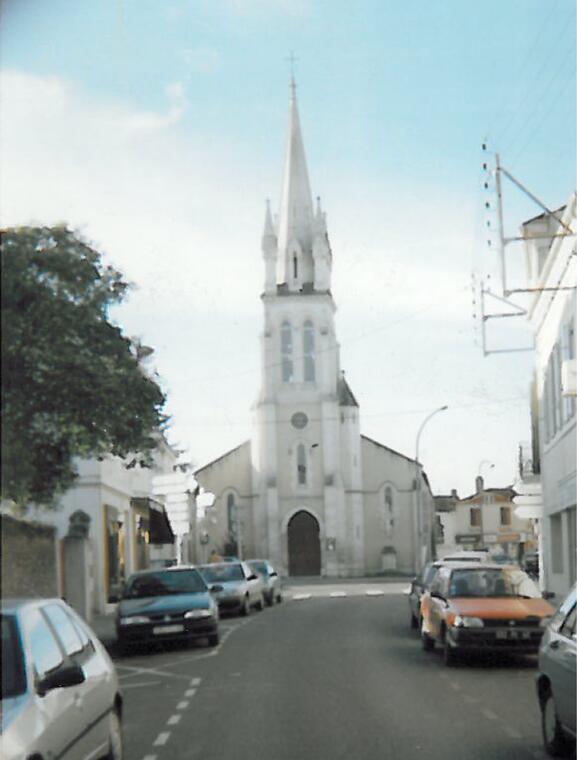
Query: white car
247 559 283 606
198 561 264 615
1 598 122 760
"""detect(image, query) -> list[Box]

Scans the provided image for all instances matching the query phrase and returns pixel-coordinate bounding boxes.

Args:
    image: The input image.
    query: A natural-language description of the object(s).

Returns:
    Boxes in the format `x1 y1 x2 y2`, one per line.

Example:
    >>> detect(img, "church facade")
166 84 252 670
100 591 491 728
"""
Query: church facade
195 83 433 576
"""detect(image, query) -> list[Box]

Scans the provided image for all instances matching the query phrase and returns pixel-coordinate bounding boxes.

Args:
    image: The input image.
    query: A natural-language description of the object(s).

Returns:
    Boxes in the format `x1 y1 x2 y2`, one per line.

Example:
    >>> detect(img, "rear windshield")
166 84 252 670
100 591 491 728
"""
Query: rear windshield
123 569 207 599
200 564 245 582
448 568 540 598
1 615 27 699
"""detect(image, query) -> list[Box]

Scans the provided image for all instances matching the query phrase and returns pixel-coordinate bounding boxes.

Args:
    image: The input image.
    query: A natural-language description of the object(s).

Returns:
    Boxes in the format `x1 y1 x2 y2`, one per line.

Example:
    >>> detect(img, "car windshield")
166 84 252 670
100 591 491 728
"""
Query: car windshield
248 561 268 576
123 570 207 598
447 568 541 598
423 564 439 586
200 564 245 582
1 614 26 699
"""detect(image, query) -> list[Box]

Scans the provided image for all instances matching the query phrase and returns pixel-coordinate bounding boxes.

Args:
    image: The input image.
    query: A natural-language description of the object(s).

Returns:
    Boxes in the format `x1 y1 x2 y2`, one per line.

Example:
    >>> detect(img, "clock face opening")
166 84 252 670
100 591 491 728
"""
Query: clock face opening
291 412 308 430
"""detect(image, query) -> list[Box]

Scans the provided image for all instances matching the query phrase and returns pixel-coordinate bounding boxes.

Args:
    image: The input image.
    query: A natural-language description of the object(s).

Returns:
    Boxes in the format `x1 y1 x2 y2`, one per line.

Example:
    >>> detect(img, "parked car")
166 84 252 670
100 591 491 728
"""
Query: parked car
1 598 123 760
536 584 576 757
198 561 264 615
420 563 555 665
407 561 444 629
247 559 282 606
115 566 219 653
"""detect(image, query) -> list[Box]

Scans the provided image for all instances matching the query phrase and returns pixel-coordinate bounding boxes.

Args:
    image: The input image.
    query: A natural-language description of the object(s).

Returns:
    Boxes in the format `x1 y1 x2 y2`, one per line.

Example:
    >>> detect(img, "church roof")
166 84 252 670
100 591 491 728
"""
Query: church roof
194 440 250 475
360 434 416 464
277 79 314 259
338 375 359 407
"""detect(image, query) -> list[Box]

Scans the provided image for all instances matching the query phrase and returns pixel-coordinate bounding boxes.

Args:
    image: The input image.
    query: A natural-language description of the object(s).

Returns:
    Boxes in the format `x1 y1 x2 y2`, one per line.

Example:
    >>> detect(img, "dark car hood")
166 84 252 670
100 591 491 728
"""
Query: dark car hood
119 592 211 616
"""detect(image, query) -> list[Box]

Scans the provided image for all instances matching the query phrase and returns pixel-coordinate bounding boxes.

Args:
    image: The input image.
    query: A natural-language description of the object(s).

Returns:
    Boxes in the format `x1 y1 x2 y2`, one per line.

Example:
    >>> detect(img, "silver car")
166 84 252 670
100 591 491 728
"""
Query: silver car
247 559 283 606
198 561 264 615
1 598 122 760
536 584 576 757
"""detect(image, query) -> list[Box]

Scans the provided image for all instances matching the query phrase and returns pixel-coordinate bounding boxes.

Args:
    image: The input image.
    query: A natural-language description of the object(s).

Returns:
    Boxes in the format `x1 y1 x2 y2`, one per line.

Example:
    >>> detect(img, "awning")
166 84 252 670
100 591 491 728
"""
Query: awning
149 507 175 545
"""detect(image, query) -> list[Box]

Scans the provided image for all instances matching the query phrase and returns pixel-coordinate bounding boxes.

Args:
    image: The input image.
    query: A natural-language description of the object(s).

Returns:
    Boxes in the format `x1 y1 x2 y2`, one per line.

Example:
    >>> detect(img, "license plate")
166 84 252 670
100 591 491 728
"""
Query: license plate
496 630 529 640
152 624 184 635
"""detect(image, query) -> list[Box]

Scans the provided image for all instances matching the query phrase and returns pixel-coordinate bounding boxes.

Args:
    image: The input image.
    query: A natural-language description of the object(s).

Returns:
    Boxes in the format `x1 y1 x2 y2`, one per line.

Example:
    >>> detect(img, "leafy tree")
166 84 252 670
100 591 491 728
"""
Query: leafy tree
1 226 167 509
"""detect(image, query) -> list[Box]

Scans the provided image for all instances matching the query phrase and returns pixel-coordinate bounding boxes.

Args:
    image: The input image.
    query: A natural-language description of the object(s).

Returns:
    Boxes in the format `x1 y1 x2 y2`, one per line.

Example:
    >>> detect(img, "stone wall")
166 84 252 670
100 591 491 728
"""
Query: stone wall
1 513 58 598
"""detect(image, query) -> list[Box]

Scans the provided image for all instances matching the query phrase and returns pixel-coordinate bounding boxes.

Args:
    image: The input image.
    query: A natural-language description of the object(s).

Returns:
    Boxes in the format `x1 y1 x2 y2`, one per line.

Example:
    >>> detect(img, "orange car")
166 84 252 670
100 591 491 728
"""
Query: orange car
420 563 555 665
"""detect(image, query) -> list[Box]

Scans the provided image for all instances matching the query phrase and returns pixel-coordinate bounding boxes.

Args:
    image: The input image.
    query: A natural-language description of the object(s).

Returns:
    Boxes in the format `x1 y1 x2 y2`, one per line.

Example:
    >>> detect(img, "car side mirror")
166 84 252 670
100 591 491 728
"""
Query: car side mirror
430 590 444 600
269 571 278 577
210 584 223 593
247 574 258 581
542 591 555 600
37 663 85 697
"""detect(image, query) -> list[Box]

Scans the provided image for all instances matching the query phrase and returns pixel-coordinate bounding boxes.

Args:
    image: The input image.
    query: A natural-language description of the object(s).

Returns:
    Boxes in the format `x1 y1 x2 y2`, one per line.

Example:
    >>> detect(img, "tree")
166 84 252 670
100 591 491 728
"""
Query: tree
1 226 167 509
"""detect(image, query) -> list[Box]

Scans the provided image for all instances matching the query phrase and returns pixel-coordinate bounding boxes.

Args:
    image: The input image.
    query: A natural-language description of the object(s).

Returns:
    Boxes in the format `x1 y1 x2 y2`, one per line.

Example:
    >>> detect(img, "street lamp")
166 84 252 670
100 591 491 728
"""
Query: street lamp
414 405 448 572
478 460 495 479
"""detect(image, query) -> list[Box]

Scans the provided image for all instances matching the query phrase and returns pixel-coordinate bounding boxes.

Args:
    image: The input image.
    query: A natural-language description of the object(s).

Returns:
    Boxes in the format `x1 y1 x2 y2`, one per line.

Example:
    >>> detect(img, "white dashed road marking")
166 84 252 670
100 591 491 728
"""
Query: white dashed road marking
482 708 498 721
365 589 385 596
463 694 478 704
503 725 523 739
191 677 201 686
329 591 347 597
121 680 161 689
184 688 197 697
176 700 189 710
153 732 171 747
449 682 461 692
293 593 312 600
167 714 181 726
142 755 157 760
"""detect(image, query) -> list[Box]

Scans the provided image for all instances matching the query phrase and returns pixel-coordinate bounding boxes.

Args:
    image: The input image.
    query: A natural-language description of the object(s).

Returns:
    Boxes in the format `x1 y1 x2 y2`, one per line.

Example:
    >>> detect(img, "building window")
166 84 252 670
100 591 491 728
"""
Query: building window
281 322 293 382
297 444 307 485
470 507 481 527
384 486 394 537
227 493 237 537
303 320 315 382
293 255 298 279
500 506 511 526
551 513 564 574
563 319 576 420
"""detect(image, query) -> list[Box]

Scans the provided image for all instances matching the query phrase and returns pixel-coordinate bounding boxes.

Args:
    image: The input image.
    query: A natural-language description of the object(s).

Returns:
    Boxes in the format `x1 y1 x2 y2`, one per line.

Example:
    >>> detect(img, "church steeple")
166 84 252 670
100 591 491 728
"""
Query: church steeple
276 79 315 287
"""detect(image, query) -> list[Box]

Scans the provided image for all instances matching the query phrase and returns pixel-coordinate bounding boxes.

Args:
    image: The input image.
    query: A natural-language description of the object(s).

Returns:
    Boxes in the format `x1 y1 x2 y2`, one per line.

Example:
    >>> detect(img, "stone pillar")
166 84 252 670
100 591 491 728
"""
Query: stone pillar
62 510 94 623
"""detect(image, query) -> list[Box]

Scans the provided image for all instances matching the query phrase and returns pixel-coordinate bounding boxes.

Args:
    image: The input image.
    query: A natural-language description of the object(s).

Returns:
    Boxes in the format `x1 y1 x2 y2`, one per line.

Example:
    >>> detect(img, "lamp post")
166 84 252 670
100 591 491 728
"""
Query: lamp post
414 405 448 572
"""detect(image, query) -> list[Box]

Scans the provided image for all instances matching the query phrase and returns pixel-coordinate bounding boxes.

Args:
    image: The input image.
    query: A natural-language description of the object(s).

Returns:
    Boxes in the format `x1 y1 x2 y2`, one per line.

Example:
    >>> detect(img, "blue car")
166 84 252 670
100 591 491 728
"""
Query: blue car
115 566 220 653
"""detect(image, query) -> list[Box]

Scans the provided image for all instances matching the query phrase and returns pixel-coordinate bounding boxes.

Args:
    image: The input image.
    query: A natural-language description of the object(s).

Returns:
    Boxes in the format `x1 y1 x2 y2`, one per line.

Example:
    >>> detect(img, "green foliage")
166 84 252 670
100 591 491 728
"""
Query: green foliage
1 226 167 509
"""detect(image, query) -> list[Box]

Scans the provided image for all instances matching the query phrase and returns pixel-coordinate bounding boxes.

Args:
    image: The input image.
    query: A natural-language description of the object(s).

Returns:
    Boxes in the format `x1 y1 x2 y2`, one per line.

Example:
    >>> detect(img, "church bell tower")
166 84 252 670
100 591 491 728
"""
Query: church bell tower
251 79 364 577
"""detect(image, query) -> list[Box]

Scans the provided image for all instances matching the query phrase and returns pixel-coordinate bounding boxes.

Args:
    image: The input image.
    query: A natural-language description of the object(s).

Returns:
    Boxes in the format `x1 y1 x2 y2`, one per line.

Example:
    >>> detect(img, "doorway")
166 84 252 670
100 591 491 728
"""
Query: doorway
287 510 321 576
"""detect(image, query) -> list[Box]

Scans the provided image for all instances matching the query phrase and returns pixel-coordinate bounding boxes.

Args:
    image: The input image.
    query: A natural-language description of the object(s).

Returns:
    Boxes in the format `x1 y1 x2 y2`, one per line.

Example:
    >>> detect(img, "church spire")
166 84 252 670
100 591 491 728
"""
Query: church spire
276 78 314 280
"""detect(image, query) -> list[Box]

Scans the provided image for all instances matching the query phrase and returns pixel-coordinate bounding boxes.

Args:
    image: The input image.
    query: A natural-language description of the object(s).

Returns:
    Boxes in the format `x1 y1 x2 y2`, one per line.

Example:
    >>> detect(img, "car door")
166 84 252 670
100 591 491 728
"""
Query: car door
548 603 576 733
24 606 85 760
428 568 450 640
242 562 261 605
42 602 113 759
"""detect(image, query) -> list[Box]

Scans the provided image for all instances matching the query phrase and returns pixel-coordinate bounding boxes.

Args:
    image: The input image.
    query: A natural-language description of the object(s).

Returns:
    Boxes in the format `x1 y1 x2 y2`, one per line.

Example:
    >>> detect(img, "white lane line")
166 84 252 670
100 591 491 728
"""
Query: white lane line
449 682 462 692
503 726 523 740
120 680 161 689
142 755 157 760
482 708 498 721
330 591 347 598
191 677 201 686
176 700 190 710
184 688 197 697
116 665 190 681
167 714 181 726
153 732 170 747
293 593 312 600
365 589 385 596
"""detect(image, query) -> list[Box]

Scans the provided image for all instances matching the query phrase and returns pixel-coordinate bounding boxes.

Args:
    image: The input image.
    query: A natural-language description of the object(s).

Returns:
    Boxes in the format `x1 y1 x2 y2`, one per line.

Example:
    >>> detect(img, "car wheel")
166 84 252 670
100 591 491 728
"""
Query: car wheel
105 709 123 760
421 620 435 652
207 632 219 647
240 596 249 616
265 591 274 607
443 633 456 666
541 689 571 757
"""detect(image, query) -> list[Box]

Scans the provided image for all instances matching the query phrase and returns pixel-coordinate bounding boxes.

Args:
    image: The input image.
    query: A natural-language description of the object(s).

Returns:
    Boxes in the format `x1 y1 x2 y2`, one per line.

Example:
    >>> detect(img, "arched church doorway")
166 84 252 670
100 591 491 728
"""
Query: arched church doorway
287 510 321 576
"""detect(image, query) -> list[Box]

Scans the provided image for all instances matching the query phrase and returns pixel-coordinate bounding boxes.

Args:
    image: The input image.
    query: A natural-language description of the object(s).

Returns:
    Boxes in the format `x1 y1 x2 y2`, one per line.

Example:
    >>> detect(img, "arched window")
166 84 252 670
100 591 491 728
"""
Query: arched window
281 322 293 382
303 320 315 382
227 493 237 537
297 444 307 485
384 486 394 537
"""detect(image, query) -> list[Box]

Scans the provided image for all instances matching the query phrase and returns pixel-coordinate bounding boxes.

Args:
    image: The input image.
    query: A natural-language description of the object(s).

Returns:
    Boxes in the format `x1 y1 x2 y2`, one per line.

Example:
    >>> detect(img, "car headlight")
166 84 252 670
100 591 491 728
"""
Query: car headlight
120 615 149 625
539 616 552 628
184 609 213 619
452 615 484 628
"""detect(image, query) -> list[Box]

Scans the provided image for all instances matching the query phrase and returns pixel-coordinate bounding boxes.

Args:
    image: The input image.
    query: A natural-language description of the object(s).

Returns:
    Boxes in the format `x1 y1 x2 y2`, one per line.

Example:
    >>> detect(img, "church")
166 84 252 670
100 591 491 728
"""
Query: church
195 81 434 577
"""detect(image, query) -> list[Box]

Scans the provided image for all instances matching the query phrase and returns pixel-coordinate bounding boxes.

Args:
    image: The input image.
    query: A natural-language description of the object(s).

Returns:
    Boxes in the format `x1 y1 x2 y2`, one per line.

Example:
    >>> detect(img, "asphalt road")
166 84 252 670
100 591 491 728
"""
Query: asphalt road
112 582 559 760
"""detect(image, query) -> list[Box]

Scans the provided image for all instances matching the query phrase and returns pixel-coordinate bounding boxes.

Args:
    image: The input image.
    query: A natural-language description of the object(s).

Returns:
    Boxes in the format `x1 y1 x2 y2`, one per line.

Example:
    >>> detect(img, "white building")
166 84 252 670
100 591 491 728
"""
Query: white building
520 195 577 597
195 82 434 577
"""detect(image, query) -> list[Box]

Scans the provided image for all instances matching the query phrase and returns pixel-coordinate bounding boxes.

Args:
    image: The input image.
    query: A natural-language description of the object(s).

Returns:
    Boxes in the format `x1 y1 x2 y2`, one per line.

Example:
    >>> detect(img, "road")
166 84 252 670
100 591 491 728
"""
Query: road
112 581 554 760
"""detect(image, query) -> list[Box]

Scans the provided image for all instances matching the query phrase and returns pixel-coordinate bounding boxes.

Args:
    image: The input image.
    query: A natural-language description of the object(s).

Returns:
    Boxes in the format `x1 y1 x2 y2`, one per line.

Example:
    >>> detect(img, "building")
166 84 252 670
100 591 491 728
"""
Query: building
435 476 535 561
518 195 577 597
195 82 434 576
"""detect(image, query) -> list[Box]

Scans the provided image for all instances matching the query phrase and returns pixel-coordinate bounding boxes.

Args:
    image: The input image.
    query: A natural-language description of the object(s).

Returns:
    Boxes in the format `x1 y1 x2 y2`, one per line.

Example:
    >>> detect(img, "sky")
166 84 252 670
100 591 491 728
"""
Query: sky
1 0 575 497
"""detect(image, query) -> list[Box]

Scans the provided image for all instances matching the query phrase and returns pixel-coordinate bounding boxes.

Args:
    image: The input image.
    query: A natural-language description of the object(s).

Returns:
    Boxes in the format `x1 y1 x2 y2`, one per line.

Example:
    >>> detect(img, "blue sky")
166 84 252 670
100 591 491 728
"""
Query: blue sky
1 0 575 495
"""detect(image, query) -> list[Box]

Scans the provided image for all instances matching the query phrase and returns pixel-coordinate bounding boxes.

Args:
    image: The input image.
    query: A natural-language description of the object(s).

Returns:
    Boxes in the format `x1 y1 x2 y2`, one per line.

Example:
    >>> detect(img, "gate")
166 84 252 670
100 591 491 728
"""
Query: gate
287 510 321 576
